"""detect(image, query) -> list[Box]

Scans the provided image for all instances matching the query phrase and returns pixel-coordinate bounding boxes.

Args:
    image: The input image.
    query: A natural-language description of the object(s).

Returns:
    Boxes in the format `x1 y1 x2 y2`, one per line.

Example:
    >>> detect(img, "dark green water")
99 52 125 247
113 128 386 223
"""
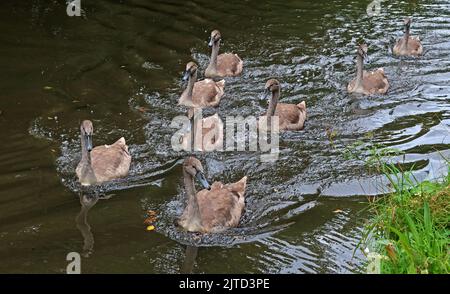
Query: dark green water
0 0 449 273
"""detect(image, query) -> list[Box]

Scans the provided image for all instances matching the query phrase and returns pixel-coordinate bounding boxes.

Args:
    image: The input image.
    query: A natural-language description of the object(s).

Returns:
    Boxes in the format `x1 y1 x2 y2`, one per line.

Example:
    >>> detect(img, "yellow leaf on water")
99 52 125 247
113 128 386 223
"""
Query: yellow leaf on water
43 86 53 90
146 225 155 231
333 209 344 214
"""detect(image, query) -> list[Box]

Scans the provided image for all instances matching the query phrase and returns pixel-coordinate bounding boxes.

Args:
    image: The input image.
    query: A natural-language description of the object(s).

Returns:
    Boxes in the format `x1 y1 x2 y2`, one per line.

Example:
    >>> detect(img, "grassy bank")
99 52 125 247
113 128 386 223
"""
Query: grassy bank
360 150 449 274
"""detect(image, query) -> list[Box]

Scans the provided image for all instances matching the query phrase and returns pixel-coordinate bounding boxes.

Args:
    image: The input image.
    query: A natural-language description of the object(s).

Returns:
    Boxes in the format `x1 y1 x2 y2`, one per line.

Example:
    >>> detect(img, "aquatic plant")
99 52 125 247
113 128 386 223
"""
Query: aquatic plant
358 148 450 274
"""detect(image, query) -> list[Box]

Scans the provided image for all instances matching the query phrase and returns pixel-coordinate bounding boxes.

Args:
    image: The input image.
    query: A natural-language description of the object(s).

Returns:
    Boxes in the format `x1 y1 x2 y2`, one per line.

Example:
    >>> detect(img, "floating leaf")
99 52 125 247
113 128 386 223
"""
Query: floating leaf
137 106 150 113
147 210 157 216
143 216 156 225
144 210 158 225
146 225 155 231
43 86 53 90
333 209 344 214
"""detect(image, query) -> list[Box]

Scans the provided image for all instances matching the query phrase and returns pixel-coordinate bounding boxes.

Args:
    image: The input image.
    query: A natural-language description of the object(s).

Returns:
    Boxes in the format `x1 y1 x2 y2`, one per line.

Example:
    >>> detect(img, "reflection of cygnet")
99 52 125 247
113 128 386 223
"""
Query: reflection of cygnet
181 246 198 274
75 194 99 257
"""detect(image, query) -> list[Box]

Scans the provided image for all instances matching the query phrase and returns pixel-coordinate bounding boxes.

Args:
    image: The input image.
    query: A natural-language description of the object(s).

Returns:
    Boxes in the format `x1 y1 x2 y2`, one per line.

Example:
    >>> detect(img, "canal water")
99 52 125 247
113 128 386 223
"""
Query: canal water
0 0 448 273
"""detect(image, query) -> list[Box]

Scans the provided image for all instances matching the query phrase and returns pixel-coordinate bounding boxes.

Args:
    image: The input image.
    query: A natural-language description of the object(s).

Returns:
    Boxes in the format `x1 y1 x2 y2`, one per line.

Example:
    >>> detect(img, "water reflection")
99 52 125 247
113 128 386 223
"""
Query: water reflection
75 193 99 258
181 245 198 274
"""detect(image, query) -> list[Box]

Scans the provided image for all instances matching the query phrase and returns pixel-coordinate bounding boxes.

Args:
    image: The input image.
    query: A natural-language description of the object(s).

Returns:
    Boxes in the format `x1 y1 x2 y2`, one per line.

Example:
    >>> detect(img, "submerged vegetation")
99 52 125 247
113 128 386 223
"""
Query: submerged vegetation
358 146 450 274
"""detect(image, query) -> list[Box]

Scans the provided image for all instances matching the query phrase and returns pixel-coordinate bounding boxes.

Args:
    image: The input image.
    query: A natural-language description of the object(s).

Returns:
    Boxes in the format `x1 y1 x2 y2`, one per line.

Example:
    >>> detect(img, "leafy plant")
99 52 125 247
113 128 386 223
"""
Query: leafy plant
356 145 450 274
